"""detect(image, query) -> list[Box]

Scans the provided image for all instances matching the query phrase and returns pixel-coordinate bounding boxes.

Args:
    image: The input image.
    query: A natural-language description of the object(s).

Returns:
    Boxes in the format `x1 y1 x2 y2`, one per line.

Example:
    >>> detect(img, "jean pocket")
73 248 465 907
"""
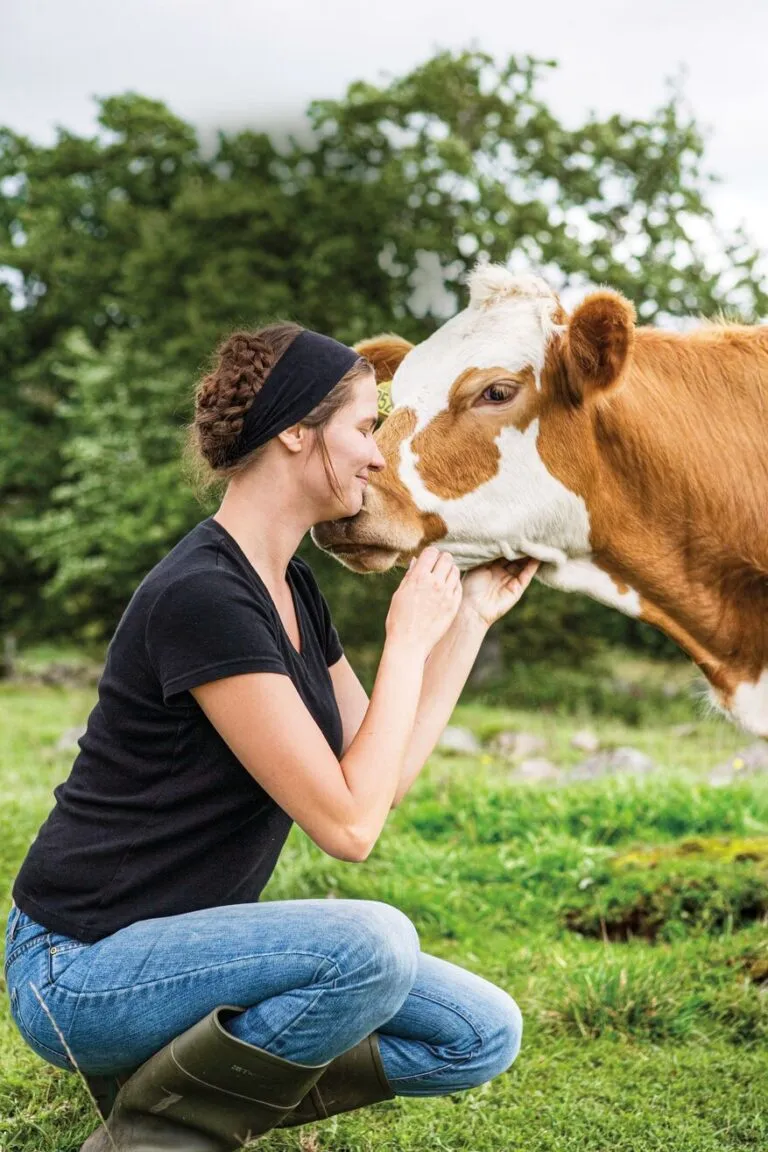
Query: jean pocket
48 935 90 985
9 983 72 1069
4 931 49 978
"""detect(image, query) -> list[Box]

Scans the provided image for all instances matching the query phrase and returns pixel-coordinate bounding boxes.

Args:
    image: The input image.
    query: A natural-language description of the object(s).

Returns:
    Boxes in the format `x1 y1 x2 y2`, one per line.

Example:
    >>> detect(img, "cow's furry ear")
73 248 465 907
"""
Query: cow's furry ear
354 334 413 383
562 292 635 401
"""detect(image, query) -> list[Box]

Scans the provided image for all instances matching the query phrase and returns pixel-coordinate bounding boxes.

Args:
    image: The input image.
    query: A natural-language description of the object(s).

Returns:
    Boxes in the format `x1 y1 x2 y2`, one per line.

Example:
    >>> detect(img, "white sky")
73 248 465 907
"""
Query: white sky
2 0 767 255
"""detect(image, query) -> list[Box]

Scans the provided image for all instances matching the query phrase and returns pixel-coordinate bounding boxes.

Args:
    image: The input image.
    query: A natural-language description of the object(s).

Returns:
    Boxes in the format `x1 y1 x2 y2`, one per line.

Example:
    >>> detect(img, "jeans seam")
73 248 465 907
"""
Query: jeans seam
6 903 22 943
240 957 343 1051
388 1052 478 1084
45 949 345 996
4 935 50 977
11 984 71 1065
382 988 486 1084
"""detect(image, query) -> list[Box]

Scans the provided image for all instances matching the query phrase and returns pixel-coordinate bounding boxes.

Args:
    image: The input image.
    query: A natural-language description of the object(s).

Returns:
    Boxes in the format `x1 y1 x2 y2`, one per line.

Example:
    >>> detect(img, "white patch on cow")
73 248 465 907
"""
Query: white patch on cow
397 417 592 570
537 559 642 617
730 670 768 738
390 269 561 425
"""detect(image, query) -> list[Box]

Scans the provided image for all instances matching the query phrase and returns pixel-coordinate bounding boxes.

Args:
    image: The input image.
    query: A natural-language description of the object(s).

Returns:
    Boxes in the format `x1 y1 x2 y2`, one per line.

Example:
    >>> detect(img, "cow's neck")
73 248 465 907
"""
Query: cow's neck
539 325 768 728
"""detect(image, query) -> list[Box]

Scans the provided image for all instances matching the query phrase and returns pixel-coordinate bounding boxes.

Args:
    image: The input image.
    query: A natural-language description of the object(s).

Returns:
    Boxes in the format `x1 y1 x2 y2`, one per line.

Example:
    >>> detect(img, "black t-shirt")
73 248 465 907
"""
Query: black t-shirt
13 517 344 943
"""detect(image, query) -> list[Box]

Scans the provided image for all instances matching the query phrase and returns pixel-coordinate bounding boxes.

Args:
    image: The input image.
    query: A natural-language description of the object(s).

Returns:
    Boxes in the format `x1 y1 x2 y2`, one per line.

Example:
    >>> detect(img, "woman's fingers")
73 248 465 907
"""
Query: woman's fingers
412 546 458 581
433 551 458 581
413 545 441 573
517 558 540 585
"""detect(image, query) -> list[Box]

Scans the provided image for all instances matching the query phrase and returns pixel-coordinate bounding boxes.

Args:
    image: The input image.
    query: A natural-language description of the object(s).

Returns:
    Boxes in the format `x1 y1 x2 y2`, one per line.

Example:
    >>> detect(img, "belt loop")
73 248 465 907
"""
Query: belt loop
7 902 22 943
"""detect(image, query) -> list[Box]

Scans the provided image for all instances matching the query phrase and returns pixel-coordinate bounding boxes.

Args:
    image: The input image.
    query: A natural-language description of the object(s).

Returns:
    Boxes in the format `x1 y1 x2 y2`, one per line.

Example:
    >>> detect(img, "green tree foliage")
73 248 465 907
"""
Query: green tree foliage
1 52 766 653
16 331 200 638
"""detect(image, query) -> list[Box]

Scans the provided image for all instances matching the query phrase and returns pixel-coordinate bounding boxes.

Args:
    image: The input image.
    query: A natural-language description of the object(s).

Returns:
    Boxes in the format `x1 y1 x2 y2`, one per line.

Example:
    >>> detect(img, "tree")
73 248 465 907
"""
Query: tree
1 51 765 650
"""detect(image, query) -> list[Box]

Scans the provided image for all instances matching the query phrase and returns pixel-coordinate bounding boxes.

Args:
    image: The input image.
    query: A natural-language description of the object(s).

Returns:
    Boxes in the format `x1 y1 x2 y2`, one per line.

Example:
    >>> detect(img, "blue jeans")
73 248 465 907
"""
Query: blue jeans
4 899 522 1096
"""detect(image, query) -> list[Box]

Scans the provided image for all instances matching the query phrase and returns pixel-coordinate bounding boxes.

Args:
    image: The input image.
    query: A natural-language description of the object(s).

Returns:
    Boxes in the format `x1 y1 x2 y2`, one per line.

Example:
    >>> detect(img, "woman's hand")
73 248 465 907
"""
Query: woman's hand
385 546 462 658
460 557 540 627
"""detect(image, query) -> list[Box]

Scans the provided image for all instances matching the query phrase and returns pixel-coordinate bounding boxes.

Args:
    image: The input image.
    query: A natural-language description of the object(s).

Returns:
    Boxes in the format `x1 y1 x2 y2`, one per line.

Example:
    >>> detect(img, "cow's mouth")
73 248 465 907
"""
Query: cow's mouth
322 542 402 573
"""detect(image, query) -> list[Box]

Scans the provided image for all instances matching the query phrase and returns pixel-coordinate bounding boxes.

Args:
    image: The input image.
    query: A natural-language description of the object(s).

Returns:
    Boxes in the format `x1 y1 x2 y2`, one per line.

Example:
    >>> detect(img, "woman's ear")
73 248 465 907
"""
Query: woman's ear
276 423 307 454
354 334 413 383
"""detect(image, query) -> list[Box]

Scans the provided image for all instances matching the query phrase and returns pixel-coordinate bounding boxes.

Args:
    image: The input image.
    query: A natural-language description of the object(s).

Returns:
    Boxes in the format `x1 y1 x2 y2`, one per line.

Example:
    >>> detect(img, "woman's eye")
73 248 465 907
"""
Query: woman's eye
481 384 516 403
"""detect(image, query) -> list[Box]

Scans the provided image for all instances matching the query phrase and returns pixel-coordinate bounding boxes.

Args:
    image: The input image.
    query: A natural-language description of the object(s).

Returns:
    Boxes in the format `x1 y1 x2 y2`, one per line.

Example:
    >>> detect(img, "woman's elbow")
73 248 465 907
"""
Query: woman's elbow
321 823 377 863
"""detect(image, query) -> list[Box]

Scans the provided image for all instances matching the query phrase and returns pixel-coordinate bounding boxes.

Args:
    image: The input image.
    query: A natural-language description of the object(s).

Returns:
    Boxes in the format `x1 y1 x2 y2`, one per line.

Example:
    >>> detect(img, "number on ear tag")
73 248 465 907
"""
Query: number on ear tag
377 379 393 424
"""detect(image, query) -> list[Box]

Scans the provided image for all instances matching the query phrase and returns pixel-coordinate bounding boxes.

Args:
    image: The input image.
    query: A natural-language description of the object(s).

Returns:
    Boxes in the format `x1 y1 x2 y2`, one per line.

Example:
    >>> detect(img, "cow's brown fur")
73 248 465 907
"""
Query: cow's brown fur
538 320 768 702
412 368 536 497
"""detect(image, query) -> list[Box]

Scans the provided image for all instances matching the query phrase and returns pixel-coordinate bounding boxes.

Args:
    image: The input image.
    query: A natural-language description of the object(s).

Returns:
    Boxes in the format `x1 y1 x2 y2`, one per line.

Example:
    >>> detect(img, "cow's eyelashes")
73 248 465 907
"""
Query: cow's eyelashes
478 383 519 404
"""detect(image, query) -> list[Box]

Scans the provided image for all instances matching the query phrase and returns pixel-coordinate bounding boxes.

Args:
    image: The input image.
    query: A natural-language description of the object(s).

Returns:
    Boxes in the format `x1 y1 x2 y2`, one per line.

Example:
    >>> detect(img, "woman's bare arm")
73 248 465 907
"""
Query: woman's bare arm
191 630 423 862
191 546 461 862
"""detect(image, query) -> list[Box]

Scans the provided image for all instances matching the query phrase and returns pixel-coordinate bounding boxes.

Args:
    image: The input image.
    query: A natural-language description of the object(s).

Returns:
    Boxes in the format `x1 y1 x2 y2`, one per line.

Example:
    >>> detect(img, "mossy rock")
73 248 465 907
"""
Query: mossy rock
612 835 768 868
562 838 768 942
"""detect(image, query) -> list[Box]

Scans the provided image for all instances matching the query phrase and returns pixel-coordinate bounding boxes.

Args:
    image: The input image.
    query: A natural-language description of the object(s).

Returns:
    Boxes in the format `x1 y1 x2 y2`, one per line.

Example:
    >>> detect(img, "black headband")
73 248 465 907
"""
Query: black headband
229 329 359 462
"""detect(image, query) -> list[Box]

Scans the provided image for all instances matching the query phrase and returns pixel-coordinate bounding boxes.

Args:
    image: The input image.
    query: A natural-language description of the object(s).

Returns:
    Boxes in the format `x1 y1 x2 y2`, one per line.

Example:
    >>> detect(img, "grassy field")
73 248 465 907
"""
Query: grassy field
1 660 767 1151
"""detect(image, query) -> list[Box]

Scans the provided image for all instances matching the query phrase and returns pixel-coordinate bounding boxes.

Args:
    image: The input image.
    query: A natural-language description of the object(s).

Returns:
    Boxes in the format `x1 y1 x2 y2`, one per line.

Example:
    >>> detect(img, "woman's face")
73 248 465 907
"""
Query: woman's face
308 372 386 520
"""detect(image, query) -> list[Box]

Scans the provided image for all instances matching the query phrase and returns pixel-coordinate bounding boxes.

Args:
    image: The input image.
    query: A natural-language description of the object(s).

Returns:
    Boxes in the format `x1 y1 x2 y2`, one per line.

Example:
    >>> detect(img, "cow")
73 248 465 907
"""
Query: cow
312 263 768 738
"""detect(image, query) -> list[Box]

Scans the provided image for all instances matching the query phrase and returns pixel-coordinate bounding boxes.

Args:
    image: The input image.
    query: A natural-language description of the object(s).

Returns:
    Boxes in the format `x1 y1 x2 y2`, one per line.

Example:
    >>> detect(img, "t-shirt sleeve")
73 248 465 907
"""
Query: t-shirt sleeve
145 569 288 705
293 557 344 667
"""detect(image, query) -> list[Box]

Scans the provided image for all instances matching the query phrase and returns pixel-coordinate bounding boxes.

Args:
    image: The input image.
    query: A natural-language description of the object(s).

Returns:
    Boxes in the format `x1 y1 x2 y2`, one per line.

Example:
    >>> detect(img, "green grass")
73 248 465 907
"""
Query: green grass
1 664 767 1151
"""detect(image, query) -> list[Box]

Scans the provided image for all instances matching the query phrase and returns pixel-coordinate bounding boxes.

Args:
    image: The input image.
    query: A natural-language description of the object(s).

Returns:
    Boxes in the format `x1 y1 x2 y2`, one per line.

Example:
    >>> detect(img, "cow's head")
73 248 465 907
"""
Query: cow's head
313 263 635 573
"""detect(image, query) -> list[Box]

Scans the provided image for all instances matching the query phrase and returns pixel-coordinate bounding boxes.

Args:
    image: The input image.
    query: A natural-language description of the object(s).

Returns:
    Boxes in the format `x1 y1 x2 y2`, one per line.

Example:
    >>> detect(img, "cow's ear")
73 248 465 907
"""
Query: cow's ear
561 291 635 402
354 334 413 383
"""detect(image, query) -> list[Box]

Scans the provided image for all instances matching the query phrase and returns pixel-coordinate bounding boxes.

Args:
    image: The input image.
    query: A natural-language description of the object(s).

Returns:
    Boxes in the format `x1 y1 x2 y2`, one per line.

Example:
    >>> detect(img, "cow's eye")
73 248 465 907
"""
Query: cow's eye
480 383 517 404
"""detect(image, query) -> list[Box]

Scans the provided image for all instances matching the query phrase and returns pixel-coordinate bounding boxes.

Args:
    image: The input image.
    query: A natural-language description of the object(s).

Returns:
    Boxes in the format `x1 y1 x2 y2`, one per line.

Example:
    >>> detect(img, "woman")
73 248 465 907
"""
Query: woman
4 323 538 1152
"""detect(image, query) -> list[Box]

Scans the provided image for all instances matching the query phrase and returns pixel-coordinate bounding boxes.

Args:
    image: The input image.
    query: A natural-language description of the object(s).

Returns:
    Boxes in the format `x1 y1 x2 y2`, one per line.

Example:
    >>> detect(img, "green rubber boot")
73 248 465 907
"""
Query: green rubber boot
278 1033 394 1128
79 1005 328 1151
85 1068 136 1122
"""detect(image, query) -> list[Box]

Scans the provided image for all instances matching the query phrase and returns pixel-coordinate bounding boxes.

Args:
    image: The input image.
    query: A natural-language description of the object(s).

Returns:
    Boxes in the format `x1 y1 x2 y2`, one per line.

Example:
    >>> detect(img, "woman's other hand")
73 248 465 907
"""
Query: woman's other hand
460 558 540 627
385 547 462 658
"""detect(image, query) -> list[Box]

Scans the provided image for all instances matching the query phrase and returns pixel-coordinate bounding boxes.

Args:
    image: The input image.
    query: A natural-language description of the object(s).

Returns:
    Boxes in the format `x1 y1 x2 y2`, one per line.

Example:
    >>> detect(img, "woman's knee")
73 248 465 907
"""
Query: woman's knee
470 990 523 1085
331 901 420 1011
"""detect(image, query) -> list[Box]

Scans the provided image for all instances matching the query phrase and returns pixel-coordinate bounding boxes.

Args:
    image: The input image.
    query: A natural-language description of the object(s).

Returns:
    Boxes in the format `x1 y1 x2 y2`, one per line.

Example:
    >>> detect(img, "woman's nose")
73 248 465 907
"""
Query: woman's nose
370 444 386 471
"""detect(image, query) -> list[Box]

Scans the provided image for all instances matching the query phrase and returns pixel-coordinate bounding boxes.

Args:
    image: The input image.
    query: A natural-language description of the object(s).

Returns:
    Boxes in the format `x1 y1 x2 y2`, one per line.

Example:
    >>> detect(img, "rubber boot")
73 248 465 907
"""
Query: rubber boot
278 1033 394 1128
79 1005 328 1151
85 1069 136 1121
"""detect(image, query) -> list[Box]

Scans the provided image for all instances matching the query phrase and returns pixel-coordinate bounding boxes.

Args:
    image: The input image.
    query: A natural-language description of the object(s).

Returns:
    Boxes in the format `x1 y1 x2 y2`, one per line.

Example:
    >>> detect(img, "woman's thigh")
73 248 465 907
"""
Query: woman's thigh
7 899 419 1073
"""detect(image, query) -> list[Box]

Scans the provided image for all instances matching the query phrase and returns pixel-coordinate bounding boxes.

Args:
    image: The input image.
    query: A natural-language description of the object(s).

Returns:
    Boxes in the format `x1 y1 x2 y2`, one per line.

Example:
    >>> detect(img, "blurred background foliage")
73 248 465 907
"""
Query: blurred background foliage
1 49 766 665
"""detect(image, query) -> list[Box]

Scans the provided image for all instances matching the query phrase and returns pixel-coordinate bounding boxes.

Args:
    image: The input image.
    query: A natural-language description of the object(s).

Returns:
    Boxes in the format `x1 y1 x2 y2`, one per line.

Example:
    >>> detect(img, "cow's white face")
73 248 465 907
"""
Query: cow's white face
313 263 635 574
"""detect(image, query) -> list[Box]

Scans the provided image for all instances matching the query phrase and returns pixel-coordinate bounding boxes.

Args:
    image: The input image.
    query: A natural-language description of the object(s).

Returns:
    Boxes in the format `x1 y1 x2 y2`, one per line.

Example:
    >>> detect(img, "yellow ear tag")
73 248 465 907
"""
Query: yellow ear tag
376 379 393 425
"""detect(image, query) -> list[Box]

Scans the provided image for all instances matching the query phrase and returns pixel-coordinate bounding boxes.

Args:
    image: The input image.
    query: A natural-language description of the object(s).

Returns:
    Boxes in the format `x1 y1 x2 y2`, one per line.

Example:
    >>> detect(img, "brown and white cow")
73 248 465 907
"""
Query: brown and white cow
312 264 768 737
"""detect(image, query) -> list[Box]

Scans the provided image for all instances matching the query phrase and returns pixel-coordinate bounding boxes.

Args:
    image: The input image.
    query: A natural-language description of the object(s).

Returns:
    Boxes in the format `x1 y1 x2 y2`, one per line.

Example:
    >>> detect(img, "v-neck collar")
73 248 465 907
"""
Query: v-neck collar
204 517 305 659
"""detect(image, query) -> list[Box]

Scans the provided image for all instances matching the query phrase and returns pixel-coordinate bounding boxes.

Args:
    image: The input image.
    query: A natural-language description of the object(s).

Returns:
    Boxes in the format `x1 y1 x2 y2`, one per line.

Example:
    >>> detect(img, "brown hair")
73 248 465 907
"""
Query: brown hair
184 322 371 499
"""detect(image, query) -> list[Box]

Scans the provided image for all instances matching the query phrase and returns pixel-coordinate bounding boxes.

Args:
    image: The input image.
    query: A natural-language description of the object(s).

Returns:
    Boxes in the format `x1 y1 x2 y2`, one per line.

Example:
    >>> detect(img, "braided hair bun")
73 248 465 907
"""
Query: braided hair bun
193 323 302 471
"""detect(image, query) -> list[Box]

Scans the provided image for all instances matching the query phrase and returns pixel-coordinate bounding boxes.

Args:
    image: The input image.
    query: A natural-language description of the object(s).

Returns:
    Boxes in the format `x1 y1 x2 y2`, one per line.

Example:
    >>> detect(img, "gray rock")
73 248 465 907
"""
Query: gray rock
710 742 768 785
438 725 482 755
610 678 646 699
56 725 87 753
570 728 600 754
737 743 768 772
489 730 547 759
568 746 658 782
515 758 560 782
